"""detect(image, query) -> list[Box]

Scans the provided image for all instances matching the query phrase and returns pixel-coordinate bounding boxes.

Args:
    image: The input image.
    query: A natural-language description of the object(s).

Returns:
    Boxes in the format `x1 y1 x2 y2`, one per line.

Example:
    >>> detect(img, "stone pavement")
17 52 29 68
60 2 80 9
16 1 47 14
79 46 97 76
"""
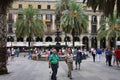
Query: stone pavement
0 54 120 80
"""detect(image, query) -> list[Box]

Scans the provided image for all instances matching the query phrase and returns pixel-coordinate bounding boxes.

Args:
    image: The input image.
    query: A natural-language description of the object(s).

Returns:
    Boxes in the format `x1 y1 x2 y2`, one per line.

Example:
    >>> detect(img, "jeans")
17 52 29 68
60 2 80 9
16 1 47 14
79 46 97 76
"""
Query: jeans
51 64 58 80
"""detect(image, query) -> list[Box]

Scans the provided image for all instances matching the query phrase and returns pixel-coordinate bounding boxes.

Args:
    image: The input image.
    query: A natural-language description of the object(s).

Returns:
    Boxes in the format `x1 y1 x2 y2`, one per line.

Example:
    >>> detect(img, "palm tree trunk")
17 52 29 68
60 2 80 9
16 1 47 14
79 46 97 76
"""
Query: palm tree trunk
107 37 111 49
72 29 75 48
0 14 8 74
115 37 117 48
65 32 67 47
28 36 31 54
72 34 75 48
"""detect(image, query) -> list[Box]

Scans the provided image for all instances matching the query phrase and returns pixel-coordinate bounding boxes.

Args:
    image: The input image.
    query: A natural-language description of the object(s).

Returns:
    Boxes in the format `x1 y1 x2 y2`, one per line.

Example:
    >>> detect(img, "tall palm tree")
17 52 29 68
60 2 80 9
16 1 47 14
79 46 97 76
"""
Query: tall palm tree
0 0 14 74
97 12 120 48
15 5 45 49
55 0 71 46
61 1 88 47
83 0 120 17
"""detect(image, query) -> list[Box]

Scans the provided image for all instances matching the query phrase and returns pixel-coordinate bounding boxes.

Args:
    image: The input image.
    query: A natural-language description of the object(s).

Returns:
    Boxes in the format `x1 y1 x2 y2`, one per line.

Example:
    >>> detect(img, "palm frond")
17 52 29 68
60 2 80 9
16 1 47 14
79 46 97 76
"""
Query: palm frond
60 1 88 35
83 0 120 17
15 5 45 38
0 0 14 14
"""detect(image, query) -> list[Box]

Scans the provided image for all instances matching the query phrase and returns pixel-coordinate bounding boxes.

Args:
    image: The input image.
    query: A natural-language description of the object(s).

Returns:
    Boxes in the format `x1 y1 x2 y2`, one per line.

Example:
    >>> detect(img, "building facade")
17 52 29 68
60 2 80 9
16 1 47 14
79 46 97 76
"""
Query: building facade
7 0 113 50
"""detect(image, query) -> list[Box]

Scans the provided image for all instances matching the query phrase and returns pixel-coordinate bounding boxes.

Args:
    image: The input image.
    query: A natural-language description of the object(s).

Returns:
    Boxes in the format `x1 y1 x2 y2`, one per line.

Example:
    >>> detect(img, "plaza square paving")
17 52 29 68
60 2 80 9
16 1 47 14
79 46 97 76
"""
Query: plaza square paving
0 54 120 80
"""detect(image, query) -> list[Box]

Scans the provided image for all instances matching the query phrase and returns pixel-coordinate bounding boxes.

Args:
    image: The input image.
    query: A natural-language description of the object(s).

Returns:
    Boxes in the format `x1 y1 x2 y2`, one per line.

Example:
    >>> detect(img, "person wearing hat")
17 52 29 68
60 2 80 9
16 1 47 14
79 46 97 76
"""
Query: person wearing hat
49 49 59 80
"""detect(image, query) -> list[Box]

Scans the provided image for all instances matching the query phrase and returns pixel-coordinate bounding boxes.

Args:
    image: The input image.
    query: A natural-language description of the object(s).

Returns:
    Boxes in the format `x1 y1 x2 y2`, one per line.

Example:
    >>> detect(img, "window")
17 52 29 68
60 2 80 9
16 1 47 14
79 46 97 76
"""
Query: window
47 5 51 9
91 15 97 24
19 4 22 8
8 24 13 33
46 14 52 20
37 14 43 20
91 25 97 34
38 5 41 9
28 4 32 8
8 13 12 21
18 14 23 19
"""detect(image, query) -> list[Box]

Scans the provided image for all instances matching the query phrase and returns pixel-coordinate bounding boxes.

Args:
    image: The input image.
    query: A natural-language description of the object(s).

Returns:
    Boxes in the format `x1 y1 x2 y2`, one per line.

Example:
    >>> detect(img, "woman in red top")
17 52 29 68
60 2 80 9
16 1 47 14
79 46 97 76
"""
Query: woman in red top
115 47 120 67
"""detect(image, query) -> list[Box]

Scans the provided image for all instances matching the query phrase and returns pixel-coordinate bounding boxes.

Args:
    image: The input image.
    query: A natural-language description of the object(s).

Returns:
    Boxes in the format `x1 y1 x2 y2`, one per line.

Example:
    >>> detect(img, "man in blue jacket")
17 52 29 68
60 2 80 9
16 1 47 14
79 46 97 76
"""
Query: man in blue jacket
96 48 102 62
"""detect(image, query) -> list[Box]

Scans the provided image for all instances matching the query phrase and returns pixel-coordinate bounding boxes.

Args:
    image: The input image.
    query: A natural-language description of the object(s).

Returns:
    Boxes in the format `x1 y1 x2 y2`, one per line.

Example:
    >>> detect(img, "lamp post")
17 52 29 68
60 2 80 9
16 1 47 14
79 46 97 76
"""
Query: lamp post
56 28 61 46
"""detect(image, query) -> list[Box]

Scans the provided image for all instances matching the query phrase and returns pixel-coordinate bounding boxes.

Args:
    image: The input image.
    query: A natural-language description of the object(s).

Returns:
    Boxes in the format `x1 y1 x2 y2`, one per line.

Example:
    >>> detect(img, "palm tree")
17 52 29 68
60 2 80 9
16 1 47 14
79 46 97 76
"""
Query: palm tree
15 5 45 50
83 0 120 17
55 0 71 46
0 0 14 74
60 1 88 47
55 0 70 15
97 12 120 48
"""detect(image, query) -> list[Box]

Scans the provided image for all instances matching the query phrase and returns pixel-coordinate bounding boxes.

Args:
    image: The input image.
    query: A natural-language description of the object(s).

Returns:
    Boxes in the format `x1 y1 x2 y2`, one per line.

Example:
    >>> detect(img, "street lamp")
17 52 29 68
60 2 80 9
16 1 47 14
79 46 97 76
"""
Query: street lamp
56 28 61 45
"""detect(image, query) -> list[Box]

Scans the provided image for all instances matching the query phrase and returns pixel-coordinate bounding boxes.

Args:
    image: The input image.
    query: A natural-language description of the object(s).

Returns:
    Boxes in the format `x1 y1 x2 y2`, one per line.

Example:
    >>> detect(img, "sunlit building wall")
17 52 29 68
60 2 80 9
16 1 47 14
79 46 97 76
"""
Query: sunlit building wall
7 0 109 50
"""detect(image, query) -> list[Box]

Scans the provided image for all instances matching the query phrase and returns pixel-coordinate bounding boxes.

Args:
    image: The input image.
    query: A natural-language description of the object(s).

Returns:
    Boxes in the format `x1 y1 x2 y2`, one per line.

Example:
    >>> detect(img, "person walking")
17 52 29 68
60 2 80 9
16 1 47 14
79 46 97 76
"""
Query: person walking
75 48 82 70
65 48 73 79
91 48 96 62
49 49 59 80
107 48 113 66
96 48 102 62
105 49 109 65
115 47 120 67
11 48 15 61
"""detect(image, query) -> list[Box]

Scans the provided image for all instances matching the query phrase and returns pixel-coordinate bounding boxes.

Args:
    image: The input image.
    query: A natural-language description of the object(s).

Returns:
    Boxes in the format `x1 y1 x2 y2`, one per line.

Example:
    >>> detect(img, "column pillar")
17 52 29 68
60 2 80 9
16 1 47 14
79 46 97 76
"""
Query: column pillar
88 15 92 34
88 15 92 48
52 14 56 31
97 15 101 48
89 36 91 49
43 14 47 31
13 14 17 23
97 15 100 30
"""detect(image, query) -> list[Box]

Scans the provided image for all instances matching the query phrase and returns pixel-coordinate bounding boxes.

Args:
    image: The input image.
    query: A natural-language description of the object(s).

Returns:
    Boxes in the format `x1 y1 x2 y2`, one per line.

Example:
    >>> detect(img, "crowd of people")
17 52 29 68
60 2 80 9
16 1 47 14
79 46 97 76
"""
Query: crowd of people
48 47 120 80
6 46 120 80
7 48 20 61
48 47 88 80
90 47 120 67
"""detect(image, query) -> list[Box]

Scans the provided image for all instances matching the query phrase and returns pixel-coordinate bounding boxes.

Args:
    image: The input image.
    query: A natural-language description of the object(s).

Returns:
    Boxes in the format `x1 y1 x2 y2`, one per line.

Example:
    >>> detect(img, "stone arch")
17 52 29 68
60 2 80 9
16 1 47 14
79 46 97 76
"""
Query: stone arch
82 36 89 50
100 37 106 48
110 37 115 48
45 36 52 42
91 36 97 48
7 36 14 42
73 37 80 42
26 37 33 42
17 37 23 42
64 36 71 42
117 36 120 41
55 36 62 42
36 37 43 42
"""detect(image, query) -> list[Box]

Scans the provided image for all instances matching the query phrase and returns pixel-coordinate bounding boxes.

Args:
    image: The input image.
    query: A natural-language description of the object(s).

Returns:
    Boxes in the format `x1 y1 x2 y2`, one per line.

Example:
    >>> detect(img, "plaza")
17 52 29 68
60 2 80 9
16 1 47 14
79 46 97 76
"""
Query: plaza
0 54 120 80
0 0 120 78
